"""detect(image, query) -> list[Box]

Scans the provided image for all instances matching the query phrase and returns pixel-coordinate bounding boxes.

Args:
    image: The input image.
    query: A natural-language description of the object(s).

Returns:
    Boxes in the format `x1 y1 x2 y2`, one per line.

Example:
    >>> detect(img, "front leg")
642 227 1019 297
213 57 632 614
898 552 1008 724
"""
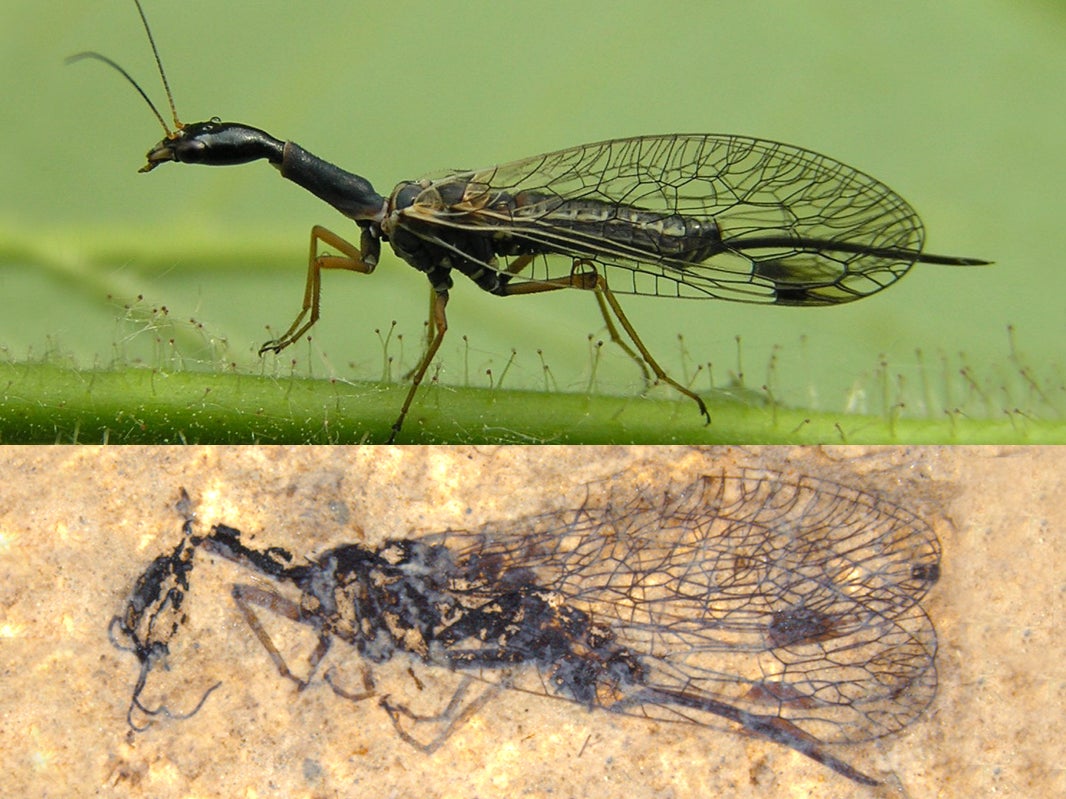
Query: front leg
260 225 380 354
231 583 332 691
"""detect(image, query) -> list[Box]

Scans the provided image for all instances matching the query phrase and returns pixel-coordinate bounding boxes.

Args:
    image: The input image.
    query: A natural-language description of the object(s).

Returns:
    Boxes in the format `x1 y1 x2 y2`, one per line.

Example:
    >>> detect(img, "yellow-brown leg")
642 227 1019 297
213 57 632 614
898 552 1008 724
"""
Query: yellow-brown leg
504 261 710 422
506 255 653 380
402 285 439 380
392 255 571 438
260 225 378 354
389 290 449 442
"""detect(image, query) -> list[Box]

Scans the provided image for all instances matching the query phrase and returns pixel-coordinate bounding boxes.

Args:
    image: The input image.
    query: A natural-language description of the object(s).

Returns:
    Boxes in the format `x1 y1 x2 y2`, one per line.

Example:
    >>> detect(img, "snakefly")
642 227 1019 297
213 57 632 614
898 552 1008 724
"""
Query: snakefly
70 1 989 441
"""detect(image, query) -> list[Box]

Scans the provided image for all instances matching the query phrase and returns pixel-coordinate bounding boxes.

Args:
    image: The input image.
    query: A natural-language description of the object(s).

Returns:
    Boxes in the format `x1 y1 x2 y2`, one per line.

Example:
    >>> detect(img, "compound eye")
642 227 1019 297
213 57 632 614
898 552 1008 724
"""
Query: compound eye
173 138 207 164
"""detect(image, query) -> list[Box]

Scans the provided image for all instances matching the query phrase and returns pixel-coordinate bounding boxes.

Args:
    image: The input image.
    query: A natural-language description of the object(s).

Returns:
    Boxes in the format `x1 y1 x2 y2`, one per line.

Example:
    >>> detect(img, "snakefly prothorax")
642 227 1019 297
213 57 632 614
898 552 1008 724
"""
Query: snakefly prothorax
71 1 989 441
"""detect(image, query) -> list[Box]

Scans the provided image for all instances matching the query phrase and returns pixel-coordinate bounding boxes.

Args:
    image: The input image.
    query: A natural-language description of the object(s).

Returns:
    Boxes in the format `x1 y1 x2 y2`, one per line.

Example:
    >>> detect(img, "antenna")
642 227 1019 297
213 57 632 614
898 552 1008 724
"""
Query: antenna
132 0 182 131
65 0 182 137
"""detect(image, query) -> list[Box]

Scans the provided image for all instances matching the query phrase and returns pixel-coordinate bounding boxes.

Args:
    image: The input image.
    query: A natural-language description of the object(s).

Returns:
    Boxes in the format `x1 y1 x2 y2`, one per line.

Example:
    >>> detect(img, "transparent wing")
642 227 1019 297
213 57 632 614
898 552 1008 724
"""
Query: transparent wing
398 135 928 305
425 469 940 745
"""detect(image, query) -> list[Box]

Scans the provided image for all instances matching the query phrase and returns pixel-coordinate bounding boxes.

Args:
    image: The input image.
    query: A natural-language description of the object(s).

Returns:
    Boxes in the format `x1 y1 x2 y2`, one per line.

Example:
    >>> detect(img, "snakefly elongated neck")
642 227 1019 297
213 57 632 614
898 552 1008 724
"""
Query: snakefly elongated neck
70 1 990 442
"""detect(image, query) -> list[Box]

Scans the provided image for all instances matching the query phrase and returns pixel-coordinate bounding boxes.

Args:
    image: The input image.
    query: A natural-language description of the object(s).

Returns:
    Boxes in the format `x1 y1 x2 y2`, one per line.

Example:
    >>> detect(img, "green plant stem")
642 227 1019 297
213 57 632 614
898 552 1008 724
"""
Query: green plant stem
0 362 1053 444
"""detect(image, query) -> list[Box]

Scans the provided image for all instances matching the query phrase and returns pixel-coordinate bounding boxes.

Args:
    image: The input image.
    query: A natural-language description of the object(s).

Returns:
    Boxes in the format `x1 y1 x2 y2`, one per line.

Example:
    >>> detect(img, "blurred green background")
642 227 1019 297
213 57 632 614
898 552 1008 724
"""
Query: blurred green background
1 0 1062 434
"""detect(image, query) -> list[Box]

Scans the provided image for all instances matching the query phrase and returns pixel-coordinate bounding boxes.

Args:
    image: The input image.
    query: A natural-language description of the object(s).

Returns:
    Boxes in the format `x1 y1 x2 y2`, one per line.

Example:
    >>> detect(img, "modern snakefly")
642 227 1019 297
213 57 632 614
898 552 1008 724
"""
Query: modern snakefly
71 2 988 440
112 473 939 787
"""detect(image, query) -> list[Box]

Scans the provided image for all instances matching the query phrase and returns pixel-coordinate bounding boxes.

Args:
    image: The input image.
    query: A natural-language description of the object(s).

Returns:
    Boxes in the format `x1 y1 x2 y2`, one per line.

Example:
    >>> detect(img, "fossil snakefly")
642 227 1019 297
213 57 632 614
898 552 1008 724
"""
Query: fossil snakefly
113 473 940 786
